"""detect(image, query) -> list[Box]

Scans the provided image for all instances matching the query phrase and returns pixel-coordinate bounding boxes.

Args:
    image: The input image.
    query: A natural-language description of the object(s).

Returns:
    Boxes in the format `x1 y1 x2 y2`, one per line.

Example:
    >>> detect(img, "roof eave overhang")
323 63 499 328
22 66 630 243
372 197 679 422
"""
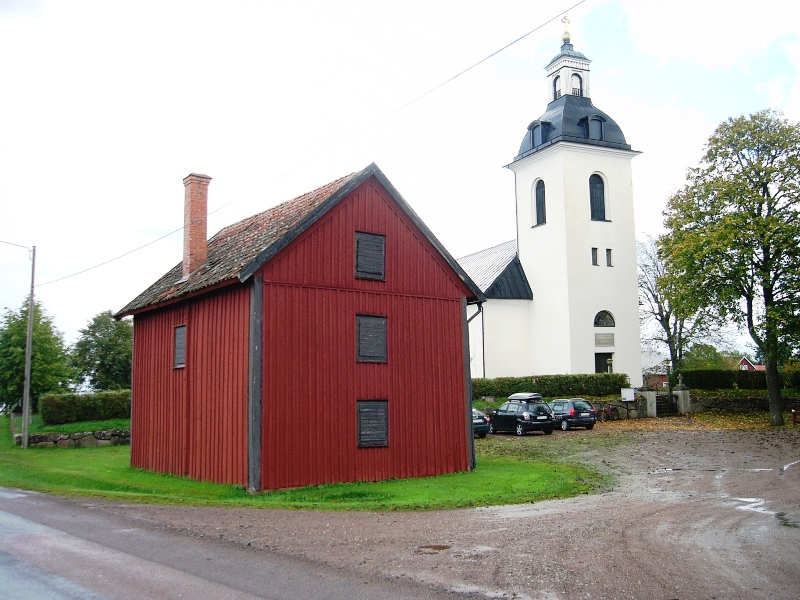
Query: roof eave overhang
507 139 641 170
114 277 241 319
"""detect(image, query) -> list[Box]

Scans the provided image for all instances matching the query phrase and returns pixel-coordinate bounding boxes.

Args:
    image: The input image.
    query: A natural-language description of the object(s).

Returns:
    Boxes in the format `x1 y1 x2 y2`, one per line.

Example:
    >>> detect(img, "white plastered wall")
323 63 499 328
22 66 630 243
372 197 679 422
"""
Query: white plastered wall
508 142 643 386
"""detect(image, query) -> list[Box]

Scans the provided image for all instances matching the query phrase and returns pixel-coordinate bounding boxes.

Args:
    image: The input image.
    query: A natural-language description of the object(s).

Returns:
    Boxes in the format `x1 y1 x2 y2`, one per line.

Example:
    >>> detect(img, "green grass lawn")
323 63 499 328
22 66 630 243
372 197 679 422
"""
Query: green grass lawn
0 415 606 510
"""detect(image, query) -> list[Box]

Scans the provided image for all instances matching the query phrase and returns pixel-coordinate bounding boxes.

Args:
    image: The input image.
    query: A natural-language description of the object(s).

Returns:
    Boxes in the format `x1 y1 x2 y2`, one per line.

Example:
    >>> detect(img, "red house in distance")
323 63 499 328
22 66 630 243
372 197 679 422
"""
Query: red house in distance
116 164 484 491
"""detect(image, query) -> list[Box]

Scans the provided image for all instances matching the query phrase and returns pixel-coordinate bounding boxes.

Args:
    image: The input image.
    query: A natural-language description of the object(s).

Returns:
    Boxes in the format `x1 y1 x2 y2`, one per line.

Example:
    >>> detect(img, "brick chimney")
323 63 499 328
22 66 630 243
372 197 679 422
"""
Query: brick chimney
182 173 212 278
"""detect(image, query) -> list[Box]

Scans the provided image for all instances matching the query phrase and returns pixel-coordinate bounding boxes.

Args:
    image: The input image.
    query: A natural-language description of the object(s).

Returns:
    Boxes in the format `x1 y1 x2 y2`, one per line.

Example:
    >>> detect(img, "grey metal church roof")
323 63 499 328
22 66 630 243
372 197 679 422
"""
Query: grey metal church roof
457 240 533 300
546 41 588 67
513 94 631 161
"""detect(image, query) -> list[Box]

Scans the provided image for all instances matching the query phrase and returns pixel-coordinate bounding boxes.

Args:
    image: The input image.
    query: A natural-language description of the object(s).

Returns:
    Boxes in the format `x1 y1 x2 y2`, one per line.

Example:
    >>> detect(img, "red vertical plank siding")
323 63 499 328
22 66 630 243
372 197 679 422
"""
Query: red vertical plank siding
131 286 249 486
185 285 249 485
131 175 473 490
258 178 471 490
131 305 189 476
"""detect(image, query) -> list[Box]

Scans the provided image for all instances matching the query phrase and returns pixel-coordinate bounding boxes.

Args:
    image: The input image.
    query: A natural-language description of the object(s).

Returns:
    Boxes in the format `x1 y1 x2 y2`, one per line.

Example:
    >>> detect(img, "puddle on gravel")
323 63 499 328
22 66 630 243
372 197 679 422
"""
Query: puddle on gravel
415 545 451 554
776 512 800 528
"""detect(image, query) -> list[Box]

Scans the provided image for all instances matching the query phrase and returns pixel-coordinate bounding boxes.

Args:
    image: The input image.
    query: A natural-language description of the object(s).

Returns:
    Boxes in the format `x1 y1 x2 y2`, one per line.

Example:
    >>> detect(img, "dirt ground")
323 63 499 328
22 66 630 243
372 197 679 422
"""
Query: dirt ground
103 420 800 599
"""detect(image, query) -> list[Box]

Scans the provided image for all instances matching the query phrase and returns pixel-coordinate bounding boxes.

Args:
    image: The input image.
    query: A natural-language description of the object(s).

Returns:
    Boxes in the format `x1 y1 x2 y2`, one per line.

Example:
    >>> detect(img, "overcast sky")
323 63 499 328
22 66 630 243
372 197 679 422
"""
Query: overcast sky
1 0 798 344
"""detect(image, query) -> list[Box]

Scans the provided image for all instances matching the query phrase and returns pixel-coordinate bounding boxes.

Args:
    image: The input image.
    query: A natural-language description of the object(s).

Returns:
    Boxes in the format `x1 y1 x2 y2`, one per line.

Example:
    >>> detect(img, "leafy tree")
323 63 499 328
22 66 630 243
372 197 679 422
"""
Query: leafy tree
637 235 723 368
681 343 727 370
0 300 71 412
70 310 132 391
661 110 800 425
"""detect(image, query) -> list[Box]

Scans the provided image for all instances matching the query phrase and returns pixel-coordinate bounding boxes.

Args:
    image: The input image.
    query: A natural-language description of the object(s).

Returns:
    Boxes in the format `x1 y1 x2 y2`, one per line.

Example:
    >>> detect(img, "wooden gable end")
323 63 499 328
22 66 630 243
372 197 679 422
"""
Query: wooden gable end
257 176 472 299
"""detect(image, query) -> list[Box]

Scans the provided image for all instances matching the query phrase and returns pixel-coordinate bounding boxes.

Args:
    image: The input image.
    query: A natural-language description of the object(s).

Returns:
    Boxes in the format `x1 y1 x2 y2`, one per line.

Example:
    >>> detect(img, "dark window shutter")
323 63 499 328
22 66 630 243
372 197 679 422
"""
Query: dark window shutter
357 400 388 447
591 247 598 265
174 325 186 368
589 117 603 140
356 315 387 363
589 174 605 221
355 232 385 280
535 180 546 225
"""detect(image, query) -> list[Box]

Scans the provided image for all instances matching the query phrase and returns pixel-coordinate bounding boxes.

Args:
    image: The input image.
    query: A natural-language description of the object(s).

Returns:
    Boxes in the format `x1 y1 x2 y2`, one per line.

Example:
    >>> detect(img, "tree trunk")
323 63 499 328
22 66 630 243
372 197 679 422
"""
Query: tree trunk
765 355 784 426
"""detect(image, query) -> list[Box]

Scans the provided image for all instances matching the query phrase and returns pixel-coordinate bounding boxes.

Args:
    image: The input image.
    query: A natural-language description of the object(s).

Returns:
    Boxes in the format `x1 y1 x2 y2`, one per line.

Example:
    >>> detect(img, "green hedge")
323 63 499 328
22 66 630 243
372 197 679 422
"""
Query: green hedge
783 360 800 389
39 390 131 425
675 369 768 390
472 373 630 399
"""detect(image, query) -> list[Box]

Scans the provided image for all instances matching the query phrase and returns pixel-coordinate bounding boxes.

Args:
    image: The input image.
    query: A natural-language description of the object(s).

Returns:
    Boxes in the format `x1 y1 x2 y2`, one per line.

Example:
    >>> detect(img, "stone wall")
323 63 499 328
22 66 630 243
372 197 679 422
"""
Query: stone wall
13 429 130 448
689 395 798 413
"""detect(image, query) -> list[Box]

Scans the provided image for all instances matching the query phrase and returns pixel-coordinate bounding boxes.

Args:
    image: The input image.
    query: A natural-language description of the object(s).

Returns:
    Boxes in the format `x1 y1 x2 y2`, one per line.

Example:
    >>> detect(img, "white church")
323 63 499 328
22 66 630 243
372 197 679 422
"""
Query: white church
459 20 643 387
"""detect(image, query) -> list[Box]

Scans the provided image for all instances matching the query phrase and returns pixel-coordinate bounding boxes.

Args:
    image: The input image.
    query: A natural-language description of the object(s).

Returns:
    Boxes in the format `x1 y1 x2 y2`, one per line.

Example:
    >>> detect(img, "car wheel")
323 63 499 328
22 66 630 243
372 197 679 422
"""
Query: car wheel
544 428 554 435
560 420 570 431
515 423 525 436
488 423 496 434
478 431 487 438
585 423 594 430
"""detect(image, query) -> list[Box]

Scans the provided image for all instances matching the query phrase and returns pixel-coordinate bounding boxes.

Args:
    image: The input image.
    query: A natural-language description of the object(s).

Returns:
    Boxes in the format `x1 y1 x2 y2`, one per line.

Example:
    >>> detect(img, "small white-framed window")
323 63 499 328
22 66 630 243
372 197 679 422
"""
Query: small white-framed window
606 249 613 267
591 247 598 266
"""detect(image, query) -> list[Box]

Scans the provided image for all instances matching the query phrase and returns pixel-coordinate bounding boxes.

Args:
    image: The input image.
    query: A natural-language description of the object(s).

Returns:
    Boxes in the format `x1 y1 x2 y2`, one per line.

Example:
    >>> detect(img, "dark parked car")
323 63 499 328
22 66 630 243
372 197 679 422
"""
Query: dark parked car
487 393 554 436
550 398 596 430
472 408 490 438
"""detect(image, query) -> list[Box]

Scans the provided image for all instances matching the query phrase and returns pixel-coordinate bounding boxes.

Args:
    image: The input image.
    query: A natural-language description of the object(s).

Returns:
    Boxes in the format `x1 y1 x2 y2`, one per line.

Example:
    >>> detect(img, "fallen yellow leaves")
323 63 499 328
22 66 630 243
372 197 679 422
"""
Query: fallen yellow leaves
594 411 797 431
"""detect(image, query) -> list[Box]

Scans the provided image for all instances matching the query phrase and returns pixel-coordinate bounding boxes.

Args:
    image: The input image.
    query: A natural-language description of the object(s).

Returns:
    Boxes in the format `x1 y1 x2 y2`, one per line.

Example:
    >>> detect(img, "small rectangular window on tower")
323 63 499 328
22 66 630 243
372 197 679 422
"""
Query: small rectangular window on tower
591 247 598 266
606 249 613 267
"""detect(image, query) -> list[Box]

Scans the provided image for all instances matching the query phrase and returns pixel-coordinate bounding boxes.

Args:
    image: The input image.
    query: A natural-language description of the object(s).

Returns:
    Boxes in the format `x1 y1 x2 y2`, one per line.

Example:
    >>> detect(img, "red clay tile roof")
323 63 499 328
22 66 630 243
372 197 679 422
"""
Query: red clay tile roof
116 163 484 317
116 170 359 315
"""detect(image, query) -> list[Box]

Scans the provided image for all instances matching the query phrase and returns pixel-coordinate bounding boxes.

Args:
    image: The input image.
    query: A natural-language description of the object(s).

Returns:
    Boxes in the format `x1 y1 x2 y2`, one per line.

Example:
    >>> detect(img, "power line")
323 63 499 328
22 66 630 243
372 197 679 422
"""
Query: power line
33 0 587 287
36 199 238 287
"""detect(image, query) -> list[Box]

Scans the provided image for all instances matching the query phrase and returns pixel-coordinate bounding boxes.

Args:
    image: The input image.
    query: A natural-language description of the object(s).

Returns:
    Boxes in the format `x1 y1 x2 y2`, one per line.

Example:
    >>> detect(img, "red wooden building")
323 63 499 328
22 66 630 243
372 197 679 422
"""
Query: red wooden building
117 164 484 491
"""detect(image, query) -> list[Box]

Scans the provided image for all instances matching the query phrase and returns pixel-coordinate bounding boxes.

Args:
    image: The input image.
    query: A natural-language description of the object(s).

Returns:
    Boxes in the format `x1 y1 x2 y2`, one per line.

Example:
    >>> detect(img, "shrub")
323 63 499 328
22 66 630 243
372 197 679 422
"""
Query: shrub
782 360 800 389
39 390 131 425
472 373 629 399
676 369 767 390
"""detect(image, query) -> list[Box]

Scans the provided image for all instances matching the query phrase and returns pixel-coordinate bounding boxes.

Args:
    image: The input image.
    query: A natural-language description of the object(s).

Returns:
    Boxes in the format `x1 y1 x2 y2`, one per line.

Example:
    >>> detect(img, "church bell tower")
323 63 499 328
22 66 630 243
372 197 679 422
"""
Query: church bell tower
507 17 643 386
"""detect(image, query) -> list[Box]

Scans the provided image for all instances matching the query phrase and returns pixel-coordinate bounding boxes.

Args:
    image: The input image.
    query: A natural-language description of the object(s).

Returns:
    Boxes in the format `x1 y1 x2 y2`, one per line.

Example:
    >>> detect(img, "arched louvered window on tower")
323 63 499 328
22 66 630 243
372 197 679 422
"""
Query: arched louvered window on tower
534 180 546 226
571 73 583 96
589 174 606 221
553 75 561 100
594 310 615 327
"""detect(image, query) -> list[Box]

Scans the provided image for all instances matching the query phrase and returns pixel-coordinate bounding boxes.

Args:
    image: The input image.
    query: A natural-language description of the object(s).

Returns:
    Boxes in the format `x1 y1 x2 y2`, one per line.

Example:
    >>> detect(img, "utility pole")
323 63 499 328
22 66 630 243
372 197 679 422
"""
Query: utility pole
1 240 36 449
22 246 36 449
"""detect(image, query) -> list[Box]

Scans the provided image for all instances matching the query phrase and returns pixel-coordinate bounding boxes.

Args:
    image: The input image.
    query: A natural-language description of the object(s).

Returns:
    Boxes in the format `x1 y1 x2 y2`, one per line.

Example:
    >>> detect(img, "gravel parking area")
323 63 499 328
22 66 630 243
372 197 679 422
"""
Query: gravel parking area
104 420 800 599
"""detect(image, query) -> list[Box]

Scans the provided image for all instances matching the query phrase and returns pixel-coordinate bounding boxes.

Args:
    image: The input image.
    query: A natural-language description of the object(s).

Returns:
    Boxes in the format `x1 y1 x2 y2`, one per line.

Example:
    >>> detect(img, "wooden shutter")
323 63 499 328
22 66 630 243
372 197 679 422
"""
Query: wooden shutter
174 325 186 368
355 232 385 280
357 400 388 447
356 315 387 363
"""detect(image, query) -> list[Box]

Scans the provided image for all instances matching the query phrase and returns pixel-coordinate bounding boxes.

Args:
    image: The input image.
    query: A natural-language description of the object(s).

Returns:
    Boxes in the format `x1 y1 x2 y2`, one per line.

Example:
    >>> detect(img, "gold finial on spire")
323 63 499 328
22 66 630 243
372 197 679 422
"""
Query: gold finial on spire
561 15 571 43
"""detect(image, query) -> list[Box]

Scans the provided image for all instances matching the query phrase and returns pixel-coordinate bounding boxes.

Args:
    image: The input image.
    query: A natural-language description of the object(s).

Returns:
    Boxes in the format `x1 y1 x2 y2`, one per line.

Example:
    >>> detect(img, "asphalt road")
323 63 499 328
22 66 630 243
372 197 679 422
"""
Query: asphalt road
0 487 476 600
3 426 799 599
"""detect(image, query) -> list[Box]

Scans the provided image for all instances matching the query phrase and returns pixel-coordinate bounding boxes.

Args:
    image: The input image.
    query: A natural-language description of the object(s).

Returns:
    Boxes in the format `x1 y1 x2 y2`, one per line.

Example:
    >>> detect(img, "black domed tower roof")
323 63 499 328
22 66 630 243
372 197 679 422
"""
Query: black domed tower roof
513 27 631 162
